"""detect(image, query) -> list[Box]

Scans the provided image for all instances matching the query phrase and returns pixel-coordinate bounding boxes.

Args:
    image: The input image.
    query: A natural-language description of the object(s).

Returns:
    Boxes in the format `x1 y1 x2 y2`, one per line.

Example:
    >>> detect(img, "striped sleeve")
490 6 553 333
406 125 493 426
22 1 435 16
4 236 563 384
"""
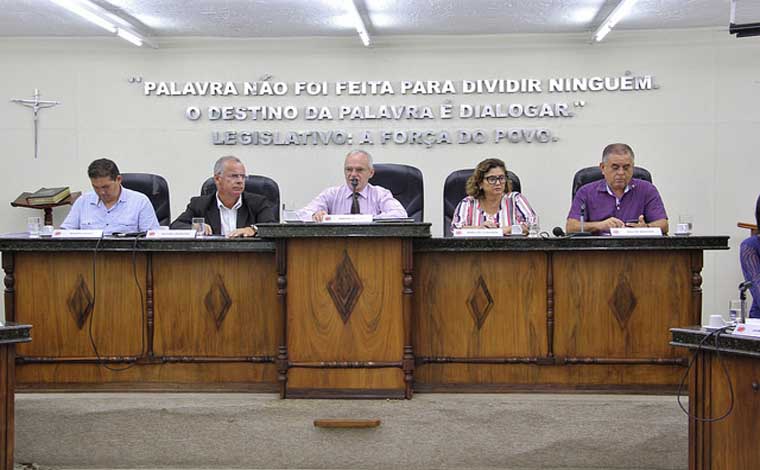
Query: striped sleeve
509 192 537 225
451 197 476 230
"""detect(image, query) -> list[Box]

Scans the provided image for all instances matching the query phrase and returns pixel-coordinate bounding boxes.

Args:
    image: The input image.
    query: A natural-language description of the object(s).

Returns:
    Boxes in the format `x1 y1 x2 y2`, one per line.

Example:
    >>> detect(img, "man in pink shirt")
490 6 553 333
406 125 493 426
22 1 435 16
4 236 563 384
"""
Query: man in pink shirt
298 149 407 222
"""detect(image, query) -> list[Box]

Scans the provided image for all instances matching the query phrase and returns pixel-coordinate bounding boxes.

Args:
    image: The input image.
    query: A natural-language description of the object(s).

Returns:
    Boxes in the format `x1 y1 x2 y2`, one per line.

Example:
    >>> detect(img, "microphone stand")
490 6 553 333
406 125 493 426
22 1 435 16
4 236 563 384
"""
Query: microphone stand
572 202 593 237
739 281 753 324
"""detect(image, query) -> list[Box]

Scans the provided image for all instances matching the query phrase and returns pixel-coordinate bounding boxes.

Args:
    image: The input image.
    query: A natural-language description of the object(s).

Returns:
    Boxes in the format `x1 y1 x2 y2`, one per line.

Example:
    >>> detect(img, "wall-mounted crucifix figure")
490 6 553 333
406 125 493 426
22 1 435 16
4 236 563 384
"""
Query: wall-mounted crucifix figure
11 89 60 159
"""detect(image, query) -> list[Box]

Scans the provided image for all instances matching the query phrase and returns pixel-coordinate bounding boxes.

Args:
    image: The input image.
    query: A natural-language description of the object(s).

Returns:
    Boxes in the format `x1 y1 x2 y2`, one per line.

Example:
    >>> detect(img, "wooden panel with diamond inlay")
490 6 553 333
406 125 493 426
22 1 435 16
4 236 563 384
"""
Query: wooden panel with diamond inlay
286 237 405 396
413 249 696 391
152 252 278 358
13 252 145 359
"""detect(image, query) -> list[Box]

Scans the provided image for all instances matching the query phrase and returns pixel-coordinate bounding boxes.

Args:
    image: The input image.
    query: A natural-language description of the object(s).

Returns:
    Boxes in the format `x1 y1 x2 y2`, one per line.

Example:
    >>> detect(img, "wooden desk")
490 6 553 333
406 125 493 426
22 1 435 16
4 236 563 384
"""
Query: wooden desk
0 322 31 470
1 236 279 391
671 327 760 470
0 233 727 395
413 236 729 392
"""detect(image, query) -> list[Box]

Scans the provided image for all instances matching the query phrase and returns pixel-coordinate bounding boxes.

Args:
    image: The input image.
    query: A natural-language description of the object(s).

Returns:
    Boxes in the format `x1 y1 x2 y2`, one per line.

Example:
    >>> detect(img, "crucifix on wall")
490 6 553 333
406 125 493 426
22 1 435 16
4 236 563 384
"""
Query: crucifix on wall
11 89 60 160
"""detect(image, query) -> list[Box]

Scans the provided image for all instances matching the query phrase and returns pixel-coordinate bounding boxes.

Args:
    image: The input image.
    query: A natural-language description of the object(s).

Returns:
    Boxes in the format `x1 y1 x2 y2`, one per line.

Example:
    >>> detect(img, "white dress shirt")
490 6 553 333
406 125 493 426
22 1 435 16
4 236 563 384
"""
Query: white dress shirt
216 194 242 236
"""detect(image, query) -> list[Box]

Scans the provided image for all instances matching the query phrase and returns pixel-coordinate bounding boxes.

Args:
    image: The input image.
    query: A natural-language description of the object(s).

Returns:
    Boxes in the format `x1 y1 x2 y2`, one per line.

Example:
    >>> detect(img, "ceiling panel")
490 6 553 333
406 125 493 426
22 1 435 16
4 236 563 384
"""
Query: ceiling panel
0 0 751 40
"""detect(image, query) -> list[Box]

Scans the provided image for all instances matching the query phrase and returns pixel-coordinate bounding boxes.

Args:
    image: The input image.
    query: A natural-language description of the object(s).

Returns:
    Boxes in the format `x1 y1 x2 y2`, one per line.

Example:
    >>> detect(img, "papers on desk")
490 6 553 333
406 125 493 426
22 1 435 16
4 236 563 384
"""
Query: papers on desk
322 214 373 224
146 229 196 239
732 319 760 338
610 227 663 237
452 228 503 238
52 229 103 238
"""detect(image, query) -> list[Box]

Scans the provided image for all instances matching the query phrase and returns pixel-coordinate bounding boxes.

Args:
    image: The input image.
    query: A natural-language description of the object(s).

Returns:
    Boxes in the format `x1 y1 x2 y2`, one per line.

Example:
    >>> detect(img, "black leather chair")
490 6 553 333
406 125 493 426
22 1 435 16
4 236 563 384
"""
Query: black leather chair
443 169 521 237
571 166 652 200
121 173 171 226
200 174 281 222
368 163 424 222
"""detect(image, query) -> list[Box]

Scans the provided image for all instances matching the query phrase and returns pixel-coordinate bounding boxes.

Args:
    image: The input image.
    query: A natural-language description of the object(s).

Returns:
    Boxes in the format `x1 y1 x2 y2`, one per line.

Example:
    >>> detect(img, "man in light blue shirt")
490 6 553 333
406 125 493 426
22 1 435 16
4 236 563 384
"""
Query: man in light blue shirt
61 158 159 235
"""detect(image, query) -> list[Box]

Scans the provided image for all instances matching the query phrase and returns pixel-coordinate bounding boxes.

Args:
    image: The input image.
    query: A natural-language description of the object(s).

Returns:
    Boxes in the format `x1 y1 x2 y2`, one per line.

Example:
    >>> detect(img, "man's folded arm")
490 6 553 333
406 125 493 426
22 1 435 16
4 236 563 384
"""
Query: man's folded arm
60 198 83 230
255 199 277 223
375 191 407 219
296 189 331 221
138 200 160 231
170 203 197 229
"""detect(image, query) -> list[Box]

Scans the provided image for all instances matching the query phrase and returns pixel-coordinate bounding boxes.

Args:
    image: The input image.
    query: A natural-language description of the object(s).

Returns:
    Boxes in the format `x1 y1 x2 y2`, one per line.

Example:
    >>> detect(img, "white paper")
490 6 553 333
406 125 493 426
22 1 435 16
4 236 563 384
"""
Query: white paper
610 227 663 237
52 229 104 238
322 214 373 224
146 229 196 239
732 322 760 338
452 228 503 238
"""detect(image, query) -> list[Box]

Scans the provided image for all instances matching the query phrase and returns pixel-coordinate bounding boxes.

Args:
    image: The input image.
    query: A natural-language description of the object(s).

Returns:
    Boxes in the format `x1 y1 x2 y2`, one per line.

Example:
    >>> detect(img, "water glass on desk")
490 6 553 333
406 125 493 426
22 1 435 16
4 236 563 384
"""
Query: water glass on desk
528 216 540 238
679 214 693 232
191 217 205 237
27 216 41 237
729 299 741 323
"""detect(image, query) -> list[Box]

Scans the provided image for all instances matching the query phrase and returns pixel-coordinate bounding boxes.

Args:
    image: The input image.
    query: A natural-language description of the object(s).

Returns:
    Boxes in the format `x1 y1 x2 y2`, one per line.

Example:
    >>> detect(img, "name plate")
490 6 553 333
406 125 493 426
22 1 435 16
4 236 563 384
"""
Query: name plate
452 228 503 238
610 227 662 237
322 214 373 224
52 229 104 238
732 320 760 338
146 229 196 239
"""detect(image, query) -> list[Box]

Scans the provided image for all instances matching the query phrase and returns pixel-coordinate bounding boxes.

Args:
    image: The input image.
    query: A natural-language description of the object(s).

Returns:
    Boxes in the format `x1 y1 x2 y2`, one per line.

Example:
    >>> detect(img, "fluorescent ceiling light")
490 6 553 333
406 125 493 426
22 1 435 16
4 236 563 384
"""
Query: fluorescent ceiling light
347 0 371 47
117 28 143 47
48 0 156 48
593 0 638 42
50 0 115 33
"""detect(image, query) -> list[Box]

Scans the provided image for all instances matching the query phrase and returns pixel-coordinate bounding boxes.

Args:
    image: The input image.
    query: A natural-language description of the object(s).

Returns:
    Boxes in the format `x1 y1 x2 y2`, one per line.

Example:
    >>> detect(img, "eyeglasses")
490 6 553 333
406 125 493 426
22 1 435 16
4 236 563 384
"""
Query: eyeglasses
485 175 507 185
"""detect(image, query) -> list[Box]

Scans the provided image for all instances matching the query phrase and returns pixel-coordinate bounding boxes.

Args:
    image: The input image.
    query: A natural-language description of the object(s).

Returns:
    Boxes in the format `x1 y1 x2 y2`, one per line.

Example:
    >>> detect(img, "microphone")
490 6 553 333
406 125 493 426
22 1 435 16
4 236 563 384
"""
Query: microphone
553 226 593 238
350 177 359 191
112 231 147 238
580 202 586 233
739 281 753 324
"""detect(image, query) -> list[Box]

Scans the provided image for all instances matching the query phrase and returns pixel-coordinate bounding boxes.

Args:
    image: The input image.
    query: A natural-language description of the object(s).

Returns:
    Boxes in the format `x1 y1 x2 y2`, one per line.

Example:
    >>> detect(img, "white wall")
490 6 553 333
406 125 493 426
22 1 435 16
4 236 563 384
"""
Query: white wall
1 28 758 321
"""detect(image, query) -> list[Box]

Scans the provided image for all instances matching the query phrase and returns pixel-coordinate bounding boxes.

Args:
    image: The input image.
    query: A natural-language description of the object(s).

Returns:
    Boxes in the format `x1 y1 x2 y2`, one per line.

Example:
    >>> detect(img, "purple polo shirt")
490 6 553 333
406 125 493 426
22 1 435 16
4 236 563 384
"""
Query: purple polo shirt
567 178 668 233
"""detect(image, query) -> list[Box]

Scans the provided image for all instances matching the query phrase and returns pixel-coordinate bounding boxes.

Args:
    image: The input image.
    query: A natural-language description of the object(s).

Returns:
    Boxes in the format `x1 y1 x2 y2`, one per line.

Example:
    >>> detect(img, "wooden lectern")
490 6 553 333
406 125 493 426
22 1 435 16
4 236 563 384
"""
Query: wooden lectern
257 223 430 399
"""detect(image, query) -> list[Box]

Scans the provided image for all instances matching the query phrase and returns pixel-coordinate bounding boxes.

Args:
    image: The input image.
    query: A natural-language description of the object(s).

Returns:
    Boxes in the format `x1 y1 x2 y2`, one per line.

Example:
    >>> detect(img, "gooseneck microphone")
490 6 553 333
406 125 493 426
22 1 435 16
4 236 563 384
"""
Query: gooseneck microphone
552 227 566 237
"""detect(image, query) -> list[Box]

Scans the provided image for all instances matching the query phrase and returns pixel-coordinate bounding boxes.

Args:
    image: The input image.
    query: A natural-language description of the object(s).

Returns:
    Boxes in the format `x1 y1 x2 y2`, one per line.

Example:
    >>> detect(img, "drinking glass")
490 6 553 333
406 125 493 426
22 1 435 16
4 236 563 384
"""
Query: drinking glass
678 214 693 232
27 216 41 237
729 299 741 323
528 216 540 238
191 217 205 237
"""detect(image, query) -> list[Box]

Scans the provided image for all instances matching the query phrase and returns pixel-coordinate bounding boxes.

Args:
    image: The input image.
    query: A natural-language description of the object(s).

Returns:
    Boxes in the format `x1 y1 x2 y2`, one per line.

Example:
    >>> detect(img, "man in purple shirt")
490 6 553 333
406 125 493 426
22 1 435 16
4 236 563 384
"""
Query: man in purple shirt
566 143 668 235
298 149 407 222
61 158 159 235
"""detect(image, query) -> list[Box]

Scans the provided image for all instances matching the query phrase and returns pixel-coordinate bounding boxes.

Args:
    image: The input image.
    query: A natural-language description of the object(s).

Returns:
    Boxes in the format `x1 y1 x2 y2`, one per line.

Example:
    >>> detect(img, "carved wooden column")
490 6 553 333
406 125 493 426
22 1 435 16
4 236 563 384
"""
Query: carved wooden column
546 252 554 358
275 239 288 398
690 251 704 325
145 253 154 358
402 239 415 399
2 253 15 323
